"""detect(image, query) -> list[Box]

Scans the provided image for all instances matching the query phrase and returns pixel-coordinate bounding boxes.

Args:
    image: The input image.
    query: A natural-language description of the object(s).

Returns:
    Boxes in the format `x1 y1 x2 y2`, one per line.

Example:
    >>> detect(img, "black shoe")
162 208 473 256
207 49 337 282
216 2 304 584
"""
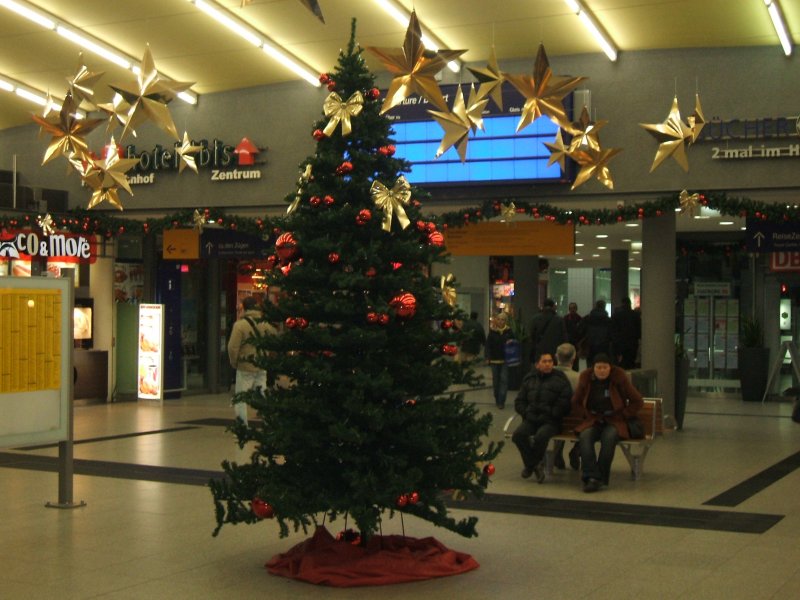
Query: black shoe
583 478 601 493
533 465 546 484
554 454 566 470
569 446 580 471
521 466 534 479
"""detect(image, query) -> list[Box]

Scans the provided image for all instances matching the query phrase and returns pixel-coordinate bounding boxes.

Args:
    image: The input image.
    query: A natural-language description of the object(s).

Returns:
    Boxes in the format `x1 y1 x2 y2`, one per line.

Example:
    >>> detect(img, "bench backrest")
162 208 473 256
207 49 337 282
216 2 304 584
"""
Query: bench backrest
560 397 663 439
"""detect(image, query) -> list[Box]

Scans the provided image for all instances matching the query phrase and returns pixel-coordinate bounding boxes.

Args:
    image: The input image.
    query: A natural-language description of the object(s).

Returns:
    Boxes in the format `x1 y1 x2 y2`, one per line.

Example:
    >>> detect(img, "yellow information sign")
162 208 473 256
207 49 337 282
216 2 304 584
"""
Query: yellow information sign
443 221 575 256
162 229 200 260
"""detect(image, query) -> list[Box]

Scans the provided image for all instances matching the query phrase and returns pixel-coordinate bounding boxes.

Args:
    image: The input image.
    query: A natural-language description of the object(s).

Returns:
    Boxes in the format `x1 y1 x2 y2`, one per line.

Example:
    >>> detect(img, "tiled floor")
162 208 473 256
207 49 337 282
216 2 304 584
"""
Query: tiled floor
3 374 800 599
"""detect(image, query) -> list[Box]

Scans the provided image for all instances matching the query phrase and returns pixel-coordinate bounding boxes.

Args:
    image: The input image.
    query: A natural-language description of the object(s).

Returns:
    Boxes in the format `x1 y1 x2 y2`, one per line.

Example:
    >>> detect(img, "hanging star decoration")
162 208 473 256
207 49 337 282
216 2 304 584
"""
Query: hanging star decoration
503 44 586 132
97 93 131 135
428 85 488 162
440 274 457 307
544 129 569 170
322 91 363 136
296 0 325 23
570 147 622 190
176 131 203 174
640 96 694 172
500 202 516 222
467 46 504 110
82 145 140 210
566 106 607 154
108 45 194 142
37 214 55 236
687 93 706 143
370 175 412 231
288 164 313 214
193 209 206 232
66 54 104 107
678 189 701 215
367 11 466 114
32 93 103 165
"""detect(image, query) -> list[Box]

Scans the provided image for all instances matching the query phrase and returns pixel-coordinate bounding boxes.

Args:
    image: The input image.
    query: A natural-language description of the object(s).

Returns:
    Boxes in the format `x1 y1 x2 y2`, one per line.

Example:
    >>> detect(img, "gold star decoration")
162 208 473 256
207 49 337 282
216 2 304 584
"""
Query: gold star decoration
66 54 104 107
565 106 607 154
500 202 516 223
296 0 325 23
82 146 140 210
37 214 55 236
108 45 194 142
428 85 488 162
440 274 457 307
679 189 701 215
97 93 131 135
544 129 569 170
193 209 206 232
370 176 412 231
467 46 504 110
367 11 466 114
570 147 622 190
687 93 706 143
640 96 693 172
322 91 364 136
176 131 203 174
32 93 103 165
288 163 313 214
503 44 586 132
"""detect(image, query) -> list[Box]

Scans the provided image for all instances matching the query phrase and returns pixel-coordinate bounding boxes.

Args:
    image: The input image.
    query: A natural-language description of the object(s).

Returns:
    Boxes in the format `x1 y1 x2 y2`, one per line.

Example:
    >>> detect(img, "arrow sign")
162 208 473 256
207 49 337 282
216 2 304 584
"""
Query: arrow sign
201 228 270 258
753 231 765 248
746 219 800 253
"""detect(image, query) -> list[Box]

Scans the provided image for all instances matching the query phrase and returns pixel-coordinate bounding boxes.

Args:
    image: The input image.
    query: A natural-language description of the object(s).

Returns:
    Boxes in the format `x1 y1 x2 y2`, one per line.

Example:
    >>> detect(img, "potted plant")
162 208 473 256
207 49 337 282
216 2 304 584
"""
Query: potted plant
738 317 769 402
674 336 690 429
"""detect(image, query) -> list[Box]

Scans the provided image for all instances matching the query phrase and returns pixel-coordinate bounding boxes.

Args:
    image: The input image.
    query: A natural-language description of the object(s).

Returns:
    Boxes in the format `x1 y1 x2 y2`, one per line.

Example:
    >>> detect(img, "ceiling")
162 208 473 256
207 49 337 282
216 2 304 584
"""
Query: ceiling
0 0 793 266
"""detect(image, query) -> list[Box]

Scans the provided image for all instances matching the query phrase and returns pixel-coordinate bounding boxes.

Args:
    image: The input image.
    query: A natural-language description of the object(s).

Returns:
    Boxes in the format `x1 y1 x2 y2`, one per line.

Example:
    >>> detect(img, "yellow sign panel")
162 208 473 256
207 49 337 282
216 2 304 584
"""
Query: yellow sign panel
162 229 199 260
0 288 61 393
443 221 575 256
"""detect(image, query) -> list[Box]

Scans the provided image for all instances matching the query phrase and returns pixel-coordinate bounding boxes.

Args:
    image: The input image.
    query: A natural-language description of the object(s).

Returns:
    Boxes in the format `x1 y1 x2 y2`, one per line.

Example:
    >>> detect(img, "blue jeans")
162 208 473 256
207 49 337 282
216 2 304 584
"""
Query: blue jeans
578 422 619 484
490 363 508 408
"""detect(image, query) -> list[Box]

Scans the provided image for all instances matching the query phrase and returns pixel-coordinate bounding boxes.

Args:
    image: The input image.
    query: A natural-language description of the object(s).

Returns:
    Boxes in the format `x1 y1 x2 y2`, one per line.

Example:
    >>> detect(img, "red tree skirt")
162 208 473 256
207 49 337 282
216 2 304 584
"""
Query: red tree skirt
265 526 479 587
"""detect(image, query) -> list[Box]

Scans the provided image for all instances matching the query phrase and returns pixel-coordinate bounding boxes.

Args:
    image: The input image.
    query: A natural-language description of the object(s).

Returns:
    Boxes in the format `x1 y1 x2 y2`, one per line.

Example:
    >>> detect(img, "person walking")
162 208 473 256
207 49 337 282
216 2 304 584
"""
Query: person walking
227 296 277 425
485 312 514 409
529 298 567 363
577 300 612 368
611 297 641 369
459 311 486 362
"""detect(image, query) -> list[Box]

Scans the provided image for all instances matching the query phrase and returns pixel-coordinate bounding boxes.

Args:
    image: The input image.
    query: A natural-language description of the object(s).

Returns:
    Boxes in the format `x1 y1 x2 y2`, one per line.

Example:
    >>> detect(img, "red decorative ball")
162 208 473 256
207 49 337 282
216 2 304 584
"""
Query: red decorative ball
426 222 436 233
285 317 297 329
390 292 417 319
427 231 445 247
377 313 390 326
391 261 403 271
416 220 427 232
357 209 372 222
312 129 326 141
336 161 353 175
378 145 396 157
297 317 309 329
323 195 335 206
318 73 331 84
483 463 496 476
365 267 377 278
328 252 340 264
309 195 321 207
396 494 409 507
251 497 274 519
326 80 337 91
441 320 453 330
442 344 458 356
366 311 378 324
404 398 417 406
409 491 420 504
367 87 380 100
275 232 297 262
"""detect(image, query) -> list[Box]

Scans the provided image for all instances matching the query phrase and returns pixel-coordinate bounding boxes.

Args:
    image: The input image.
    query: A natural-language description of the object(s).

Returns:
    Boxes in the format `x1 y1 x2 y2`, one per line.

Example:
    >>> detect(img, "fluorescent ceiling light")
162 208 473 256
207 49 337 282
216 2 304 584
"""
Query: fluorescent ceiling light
0 70 85 115
0 0 198 104
595 234 608 238
15 87 47 106
764 0 793 56
189 0 320 87
372 0 461 72
720 221 735 225
625 223 639 227
563 0 618 61
0 78 14 92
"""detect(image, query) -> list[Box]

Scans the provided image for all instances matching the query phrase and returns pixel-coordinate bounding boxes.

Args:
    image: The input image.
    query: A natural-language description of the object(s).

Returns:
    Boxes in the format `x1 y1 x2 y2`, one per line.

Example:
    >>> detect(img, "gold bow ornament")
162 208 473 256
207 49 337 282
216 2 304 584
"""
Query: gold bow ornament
370 176 411 232
500 202 516 223
440 274 457 307
37 213 55 236
322 91 364 137
679 189 701 215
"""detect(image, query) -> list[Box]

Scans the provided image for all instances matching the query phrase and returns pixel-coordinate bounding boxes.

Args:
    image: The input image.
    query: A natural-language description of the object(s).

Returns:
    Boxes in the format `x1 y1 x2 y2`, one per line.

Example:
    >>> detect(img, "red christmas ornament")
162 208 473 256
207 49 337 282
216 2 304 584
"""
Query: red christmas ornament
327 80 337 91
280 263 292 276
318 73 331 84
312 129 326 141
366 311 378 324
442 344 458 356
391 261 403 271
441 320 453 330
396 494 409 508
483 463 496 476
367 87 380 100
377 313 390 326
378 145 396 157
275 232 297 262
297 317 309 329
328 252 340 264
309 195 321 207
323 195 335 206
426 222 436 233
409 491 420 504
390 292 417 319
416 220 427 232
427 231 445 247
336 161 353 175
356 209 372 225
365 267 377 277
251 497 274 519
285 317 297 329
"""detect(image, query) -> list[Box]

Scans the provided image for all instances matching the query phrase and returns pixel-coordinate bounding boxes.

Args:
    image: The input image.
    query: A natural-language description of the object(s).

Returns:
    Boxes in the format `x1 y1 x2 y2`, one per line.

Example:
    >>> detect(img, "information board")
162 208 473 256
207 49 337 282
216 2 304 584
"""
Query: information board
137 304 164 401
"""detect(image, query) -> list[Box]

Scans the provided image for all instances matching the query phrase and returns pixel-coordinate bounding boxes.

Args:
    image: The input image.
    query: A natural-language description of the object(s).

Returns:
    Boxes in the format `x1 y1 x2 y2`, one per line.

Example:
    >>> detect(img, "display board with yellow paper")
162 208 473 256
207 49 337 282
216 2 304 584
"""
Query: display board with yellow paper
442 221 575 256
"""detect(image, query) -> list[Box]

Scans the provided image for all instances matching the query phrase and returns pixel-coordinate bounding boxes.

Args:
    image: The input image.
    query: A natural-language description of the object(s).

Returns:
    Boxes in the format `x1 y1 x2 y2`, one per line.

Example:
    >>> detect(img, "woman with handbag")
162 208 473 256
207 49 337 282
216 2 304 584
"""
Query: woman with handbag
485 312 515 409
571 353 643 492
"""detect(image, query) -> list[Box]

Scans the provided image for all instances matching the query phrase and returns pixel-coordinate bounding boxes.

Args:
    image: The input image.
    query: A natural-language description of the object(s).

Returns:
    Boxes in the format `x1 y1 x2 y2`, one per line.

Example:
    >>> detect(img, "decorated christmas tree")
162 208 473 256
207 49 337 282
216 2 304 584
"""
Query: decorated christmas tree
210 20 501 555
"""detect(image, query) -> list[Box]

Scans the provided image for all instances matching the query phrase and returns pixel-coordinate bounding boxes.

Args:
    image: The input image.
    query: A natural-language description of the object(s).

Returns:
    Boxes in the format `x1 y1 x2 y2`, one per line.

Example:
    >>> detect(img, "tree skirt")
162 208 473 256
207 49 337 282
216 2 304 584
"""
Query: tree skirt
265 526 479 587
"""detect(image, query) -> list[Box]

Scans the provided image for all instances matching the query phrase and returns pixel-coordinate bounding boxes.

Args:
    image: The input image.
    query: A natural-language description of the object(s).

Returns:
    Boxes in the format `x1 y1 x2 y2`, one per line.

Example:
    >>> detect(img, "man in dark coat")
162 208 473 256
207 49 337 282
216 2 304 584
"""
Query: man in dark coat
529 298 567 363
577 300 611 367
610 297 641 369
511 352 572 483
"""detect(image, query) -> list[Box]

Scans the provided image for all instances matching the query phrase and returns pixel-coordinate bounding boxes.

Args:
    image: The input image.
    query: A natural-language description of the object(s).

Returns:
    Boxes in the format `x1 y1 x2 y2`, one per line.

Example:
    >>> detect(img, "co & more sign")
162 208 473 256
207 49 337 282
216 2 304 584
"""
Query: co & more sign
0 230 97 263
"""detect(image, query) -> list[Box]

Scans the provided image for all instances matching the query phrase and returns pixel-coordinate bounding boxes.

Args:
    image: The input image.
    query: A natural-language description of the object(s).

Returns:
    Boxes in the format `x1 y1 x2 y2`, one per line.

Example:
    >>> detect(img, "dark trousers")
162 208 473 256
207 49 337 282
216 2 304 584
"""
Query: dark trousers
490 363 508 408
578 422 619 484
512 420 559 469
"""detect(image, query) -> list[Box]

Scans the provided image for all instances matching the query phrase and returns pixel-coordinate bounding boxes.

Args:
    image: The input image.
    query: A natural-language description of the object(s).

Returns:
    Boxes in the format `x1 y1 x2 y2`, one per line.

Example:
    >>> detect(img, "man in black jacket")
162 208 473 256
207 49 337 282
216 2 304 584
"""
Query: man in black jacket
511 352 573 483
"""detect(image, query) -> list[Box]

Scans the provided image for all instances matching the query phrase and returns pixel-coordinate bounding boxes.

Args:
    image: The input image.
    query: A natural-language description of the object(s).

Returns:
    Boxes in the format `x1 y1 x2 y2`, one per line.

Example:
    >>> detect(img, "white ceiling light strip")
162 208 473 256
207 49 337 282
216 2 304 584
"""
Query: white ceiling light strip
764 0 793 56
0 70 85 116
563 0 618 61
372 0 462 72
0 0 198 104
189 0 321 87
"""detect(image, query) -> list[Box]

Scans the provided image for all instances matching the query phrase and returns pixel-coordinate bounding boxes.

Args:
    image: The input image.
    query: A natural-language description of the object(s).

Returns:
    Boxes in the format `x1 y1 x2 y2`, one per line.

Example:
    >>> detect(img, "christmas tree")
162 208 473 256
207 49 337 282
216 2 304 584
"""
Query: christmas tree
210 20 501 544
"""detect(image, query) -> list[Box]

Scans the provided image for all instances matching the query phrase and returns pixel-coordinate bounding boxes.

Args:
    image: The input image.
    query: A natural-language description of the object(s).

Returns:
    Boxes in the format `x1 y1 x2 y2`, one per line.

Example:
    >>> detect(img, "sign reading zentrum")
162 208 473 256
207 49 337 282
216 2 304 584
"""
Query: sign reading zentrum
124 137 266 185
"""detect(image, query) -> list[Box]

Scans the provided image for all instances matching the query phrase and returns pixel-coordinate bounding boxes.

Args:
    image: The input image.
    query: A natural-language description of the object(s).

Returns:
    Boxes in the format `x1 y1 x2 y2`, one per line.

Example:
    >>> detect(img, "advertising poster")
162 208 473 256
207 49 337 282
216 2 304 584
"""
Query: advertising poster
137 304 164 401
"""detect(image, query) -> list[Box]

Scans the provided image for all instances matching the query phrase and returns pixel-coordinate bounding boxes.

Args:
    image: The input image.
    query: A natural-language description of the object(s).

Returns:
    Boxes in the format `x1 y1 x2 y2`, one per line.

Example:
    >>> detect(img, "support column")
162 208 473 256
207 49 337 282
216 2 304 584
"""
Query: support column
610 249 629 309
641 213 676 425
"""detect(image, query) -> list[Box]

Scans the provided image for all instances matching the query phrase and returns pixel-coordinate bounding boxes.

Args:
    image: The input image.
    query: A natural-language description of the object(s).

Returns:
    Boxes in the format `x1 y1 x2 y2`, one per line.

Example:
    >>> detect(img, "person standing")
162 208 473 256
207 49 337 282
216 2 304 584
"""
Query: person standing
512 352 572 483
610 297 641 369
577 300 612 367
572 353 643 492
529 298 567 363
563 302 583 371
227 296 277 425
553 343 580 470
485 312 514 409
459 311 486 362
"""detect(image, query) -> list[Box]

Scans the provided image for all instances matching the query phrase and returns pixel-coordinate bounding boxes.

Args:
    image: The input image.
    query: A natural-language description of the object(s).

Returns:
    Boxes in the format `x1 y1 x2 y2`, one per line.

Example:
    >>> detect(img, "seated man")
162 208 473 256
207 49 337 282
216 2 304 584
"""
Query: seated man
511 352 573 483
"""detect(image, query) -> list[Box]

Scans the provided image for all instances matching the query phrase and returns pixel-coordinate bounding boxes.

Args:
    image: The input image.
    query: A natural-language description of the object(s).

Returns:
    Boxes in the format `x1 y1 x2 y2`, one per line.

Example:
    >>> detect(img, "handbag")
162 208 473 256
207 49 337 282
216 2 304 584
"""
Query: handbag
626 415 645 439
504 339 521 367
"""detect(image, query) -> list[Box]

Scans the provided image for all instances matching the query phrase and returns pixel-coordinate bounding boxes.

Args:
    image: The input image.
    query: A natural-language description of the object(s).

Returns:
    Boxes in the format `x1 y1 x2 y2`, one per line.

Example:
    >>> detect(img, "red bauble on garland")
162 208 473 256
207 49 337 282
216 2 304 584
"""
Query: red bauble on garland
309 195 321 207
427 231 445 247
396 494 409 507
442 344 458 356
365 267 377 278
251 497 274 519
323 195 335 206
377 313 390 326
318 73 331 84
355 209 372 226
367 87 380 100
285 317 298 329
390 292 417 319
312 129 326 141
378 145 396 157
441 320 453 330
326 80 337 91
483 463 496 476
366 311 378 324
336 161 353 175
328 252 340 264
275 232 297 262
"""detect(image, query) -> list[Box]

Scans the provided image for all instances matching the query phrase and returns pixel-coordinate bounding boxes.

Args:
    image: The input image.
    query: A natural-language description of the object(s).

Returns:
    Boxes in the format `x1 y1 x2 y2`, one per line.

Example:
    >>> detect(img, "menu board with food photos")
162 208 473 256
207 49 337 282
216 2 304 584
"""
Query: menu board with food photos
113 262 144 303
137 304 163 401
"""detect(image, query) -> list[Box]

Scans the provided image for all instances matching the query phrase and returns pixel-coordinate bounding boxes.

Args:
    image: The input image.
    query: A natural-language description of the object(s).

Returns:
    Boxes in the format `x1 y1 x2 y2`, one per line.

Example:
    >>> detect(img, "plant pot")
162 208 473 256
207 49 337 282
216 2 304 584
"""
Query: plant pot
674 357 690 429
738 347 770 402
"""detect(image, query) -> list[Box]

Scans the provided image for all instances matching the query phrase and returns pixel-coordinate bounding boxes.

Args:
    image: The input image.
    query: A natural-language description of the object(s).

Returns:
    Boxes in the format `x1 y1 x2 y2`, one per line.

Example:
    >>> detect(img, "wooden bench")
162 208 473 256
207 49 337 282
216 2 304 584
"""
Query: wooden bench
502 398 664 481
